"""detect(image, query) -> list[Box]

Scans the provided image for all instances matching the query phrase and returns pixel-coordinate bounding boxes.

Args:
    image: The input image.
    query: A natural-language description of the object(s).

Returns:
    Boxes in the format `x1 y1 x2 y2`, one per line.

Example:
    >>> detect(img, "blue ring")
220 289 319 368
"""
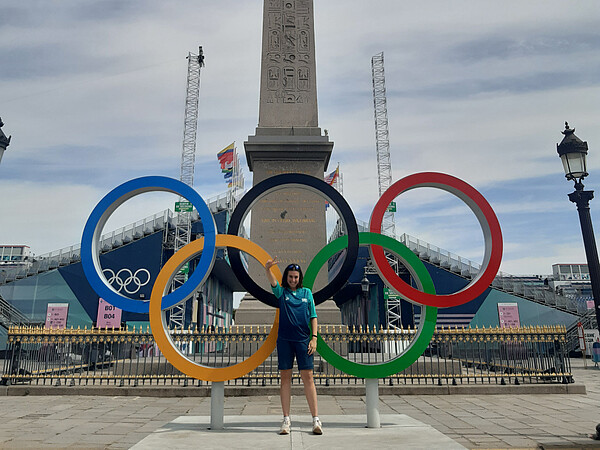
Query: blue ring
81 176 217 313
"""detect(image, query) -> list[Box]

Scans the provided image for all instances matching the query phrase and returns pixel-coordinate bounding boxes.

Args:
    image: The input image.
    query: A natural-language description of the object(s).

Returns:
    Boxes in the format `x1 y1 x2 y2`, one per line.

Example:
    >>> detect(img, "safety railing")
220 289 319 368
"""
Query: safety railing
0 210 172 284
0 295 32 329
1 325 572 387
397 233 588 317
0 189 244 286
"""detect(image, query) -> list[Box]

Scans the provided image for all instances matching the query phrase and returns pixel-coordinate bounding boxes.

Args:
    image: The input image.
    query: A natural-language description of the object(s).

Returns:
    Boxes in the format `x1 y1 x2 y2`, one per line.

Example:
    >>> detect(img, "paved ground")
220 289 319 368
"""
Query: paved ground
0 358 599 449
130 415 468 450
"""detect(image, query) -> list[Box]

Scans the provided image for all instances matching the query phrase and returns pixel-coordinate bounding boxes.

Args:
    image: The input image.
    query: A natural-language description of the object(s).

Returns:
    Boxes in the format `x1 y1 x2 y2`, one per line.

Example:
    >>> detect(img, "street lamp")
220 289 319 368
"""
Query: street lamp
361 274 370 328
361 274 370 296
557 122 600 335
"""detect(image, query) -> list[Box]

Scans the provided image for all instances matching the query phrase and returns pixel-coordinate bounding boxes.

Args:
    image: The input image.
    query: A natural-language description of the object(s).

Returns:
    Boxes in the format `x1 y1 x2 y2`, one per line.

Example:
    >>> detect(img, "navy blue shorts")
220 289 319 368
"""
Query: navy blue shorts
277 338 314 371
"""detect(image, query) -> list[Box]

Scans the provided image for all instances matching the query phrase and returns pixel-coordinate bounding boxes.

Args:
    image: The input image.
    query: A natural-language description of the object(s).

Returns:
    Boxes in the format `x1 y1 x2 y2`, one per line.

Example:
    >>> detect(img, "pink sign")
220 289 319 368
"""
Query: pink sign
45 303 69 329
96 298 122 329
498 302 520 328
587 300 595 310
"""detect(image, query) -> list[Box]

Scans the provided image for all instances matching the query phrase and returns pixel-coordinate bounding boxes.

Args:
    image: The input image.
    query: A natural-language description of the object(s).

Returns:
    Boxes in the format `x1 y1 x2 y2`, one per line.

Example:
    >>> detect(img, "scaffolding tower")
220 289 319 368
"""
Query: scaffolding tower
371 52 395 238
168 47 205 329
371 52 403 330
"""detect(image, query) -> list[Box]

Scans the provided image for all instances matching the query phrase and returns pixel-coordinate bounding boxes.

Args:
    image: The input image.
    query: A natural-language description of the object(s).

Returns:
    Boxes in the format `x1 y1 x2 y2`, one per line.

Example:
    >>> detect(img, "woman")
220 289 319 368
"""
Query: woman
265 258 322 435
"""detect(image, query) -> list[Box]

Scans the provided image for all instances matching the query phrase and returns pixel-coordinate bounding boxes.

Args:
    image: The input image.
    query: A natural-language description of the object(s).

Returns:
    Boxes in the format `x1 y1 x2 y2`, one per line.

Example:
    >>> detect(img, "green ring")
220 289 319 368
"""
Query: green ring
304 232 438 378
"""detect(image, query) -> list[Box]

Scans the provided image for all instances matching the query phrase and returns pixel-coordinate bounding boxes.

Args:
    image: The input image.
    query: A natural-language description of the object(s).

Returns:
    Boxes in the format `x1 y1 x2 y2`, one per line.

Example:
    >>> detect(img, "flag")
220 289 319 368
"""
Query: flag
233 154 244 189
217 143 234 169
324 164 340 209
325 165 339 185
218 142 244 189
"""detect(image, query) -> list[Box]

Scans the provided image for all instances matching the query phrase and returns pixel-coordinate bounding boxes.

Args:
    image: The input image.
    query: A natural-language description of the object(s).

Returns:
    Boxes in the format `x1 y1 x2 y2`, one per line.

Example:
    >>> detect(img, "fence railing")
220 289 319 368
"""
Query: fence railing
1 325 572 387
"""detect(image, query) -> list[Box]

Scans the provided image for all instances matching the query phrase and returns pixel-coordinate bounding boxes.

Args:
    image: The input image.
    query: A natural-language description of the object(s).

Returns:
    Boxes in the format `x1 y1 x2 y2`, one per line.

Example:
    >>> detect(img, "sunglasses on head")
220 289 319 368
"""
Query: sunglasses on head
286 264 300 271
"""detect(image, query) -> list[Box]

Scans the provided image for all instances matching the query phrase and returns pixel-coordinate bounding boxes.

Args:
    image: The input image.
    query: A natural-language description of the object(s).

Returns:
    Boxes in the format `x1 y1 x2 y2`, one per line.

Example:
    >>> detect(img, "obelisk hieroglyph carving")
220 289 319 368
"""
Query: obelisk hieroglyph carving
259 0 319 128
237 0 339 325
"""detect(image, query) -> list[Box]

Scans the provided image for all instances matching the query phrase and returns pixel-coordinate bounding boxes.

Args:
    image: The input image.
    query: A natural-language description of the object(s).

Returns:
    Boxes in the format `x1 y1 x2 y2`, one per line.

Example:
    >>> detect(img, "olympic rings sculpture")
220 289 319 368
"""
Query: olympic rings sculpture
81 171 503 381
102 268 151 295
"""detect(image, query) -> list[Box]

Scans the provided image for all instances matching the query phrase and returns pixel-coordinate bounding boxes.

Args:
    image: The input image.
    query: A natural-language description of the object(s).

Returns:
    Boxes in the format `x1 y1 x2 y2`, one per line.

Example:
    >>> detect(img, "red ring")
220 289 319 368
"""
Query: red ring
369 172 502 308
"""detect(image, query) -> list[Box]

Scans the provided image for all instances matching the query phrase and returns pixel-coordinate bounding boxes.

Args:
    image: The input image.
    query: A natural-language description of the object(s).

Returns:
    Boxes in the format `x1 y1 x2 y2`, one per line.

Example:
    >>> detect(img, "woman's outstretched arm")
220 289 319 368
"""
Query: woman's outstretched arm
265 258 280 287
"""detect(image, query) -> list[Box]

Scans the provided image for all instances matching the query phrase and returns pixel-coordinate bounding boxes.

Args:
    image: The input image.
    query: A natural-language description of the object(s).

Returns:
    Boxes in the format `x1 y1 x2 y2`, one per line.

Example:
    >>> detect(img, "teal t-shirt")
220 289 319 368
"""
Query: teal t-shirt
271 282 317 342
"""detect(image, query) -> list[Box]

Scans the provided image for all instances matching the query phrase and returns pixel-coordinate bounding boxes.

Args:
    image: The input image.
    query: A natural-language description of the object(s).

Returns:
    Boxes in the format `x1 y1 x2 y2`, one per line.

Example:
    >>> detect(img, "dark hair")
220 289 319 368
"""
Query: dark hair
282 263 303 289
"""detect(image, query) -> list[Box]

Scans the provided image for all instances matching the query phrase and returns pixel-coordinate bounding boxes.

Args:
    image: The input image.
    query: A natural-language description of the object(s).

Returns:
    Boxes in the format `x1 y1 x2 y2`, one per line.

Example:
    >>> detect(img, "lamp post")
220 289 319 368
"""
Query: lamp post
361 274 370 328
557 122 600 335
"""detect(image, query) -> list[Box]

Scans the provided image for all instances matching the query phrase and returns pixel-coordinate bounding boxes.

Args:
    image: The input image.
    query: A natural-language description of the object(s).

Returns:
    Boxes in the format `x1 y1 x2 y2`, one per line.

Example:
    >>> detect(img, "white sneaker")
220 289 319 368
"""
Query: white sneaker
279 418 291 435
312 418 323 435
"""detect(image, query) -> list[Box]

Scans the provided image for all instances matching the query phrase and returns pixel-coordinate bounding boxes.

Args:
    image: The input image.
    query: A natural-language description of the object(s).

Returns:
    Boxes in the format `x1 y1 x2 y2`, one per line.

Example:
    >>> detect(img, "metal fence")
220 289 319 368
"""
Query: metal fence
1 325 572 387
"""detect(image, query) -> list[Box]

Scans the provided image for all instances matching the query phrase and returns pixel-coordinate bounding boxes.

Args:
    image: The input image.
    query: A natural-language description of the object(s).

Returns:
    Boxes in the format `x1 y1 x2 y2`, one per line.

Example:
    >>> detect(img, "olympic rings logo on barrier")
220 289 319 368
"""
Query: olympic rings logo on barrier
81 172 503 381
102 268 151 295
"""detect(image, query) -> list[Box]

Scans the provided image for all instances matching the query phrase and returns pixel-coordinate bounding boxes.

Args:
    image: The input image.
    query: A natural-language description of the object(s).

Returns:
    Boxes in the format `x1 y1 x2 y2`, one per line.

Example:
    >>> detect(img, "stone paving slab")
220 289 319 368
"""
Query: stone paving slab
0 360 599 448
130 415 467 450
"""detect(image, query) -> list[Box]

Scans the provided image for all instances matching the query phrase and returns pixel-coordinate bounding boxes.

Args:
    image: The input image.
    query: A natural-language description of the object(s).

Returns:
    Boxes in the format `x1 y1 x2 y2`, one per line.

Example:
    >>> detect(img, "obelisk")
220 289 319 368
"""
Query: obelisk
236 0 339 325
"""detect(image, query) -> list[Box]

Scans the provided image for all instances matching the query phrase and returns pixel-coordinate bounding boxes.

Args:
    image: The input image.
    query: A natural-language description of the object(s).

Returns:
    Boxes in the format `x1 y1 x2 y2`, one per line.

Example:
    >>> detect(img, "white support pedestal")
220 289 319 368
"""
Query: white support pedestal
210 381 224 430
365 378 380 428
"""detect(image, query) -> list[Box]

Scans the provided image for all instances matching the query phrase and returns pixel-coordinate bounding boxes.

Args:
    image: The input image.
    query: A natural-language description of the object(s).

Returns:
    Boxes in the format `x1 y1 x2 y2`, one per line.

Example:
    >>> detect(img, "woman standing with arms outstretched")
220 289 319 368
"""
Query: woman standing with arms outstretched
265 258 322 435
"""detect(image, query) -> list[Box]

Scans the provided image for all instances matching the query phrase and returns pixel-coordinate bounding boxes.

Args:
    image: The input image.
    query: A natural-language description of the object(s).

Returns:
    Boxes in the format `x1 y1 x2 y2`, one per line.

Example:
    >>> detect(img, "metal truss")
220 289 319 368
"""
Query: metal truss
371 52 395 238
168 47 205 329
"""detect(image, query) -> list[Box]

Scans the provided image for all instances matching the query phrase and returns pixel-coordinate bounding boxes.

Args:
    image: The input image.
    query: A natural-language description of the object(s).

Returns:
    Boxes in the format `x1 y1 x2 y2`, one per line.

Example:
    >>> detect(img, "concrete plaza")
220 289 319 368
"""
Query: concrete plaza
0 358 599 449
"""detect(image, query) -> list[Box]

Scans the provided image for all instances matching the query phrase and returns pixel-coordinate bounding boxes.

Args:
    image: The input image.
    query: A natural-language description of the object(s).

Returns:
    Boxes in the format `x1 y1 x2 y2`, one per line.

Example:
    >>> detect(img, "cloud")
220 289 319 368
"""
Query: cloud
2 0 600 278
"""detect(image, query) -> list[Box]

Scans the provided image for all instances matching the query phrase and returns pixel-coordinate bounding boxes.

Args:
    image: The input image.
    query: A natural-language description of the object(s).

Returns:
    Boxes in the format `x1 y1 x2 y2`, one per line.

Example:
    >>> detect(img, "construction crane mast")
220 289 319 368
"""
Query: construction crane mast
168 47 205 329
371 52 395 238
371 51 402 330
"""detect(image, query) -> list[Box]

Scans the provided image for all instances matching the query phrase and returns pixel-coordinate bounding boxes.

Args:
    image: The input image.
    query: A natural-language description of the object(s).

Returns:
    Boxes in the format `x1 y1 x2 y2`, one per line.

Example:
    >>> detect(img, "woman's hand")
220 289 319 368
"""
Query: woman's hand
307 337 317 355
265 257 280 271
265 257 280 287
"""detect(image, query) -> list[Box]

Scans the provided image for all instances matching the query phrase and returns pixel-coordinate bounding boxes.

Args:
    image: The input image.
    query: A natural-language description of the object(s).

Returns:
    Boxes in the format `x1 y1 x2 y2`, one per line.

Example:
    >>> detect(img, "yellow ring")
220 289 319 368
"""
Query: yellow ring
149 234 280 382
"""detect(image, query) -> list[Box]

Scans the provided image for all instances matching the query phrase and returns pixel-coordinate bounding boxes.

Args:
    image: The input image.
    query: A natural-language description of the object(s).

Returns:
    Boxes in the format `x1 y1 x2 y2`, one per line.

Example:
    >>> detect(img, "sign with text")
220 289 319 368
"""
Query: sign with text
497 302 520 328
584 329 600 356
97 298 122 329
383 287 401 300
45 303 69 329
175 201 193 212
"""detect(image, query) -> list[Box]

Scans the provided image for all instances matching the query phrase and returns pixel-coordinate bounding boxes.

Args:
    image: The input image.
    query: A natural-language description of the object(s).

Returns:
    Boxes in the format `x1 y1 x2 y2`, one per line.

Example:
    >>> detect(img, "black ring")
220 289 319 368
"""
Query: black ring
227 173 359 307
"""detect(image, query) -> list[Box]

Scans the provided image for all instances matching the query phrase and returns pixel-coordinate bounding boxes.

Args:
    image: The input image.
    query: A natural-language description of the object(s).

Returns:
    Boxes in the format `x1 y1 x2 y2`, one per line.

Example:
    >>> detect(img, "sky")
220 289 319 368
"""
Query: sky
1 0 600 278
